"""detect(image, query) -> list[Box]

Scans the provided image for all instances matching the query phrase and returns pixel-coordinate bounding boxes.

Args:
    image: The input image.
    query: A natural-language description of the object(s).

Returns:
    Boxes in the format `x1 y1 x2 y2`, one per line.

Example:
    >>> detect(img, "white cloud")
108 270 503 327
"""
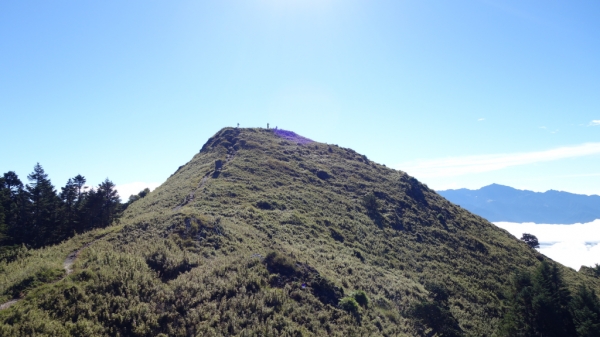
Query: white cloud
590 120 600 126
115 182 161 199
477 118 485 121
397 142 600 178
494 220 600 270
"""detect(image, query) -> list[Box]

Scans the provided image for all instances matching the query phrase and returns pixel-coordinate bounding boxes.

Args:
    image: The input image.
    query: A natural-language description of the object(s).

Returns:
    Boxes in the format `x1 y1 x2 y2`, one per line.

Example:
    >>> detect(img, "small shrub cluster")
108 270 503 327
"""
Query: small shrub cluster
264 251 298 277
352 290 369 308
256 200 286 210
340 296 360 313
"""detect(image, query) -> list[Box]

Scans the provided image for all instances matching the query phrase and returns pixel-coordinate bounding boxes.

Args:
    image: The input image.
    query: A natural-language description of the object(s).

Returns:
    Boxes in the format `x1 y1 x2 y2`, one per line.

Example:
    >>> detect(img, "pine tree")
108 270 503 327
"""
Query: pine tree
72 174 86 201
531 261 576 336
79 187 99 231
570 286 600 337
79 179 121 230
498 262 577 337
59 178 78 239
97 178 121 228
0 177 9 245
26 163 60 247
497 270 536 336
2 171 27 245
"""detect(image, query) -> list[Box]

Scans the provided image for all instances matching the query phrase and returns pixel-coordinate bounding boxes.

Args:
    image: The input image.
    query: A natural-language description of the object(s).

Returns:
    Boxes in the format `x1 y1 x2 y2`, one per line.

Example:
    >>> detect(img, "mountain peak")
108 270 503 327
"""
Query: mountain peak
2 127 597 336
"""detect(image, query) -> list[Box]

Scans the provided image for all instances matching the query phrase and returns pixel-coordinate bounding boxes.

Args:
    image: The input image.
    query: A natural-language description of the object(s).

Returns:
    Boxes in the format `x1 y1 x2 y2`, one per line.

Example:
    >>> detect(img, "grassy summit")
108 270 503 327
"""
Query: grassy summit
1 127 598 336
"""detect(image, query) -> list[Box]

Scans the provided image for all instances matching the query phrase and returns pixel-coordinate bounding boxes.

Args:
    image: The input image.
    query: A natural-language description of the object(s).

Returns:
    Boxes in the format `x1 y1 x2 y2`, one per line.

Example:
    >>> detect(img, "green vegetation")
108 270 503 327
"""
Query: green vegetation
409 282 462 337
520 233 540 249
497 260 600 336
1 127 599 336
340 296 360 313
0 164 146 257
351 290 369 308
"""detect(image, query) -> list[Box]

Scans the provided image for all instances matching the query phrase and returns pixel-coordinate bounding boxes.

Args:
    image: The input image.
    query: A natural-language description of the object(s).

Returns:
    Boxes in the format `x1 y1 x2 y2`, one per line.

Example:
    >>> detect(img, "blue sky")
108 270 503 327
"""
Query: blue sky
1 0 599 198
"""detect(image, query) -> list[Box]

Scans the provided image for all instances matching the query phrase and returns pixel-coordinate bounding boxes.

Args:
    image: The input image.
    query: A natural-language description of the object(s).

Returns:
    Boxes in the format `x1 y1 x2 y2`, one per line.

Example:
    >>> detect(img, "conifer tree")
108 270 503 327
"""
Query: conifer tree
498 270 536 336
570 286 600 337
26 163 60 247
531 261 576 336
79 179 121 230
72 174 86 201
498 261 577 337
2 171 27 245
1 169 124 249
71 175 88 233
87 188 103 230
97 178 121 228
0 177 9 245
59 178 78 239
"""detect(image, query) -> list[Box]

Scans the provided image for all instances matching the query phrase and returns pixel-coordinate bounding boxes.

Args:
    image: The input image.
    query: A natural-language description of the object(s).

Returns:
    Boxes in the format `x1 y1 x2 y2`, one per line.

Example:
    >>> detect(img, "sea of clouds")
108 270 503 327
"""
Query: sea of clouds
494 220 600 270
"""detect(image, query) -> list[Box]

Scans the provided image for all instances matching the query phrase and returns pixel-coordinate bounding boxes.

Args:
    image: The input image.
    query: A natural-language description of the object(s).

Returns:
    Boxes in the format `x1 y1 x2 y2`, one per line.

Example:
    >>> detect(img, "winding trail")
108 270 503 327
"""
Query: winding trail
0 299 18 311
0 240 97 311
63 241 95 275
172 148 236 212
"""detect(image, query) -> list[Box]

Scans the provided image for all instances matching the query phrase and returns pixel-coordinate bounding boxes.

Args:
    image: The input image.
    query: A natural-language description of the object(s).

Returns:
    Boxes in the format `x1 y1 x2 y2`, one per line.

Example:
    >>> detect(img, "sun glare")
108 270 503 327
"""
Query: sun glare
258 0 337 13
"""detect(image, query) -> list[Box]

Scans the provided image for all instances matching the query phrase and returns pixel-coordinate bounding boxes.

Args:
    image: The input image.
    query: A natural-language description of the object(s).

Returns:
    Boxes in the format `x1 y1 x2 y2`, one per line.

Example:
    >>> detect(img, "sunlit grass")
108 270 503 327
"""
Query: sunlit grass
1 127 599 336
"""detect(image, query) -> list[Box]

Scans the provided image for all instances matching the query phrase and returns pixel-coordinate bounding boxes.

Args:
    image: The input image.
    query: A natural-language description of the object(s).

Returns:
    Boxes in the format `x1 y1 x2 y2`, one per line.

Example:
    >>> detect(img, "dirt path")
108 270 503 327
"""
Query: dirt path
173 148 237 212
0 240 97 311
63 241 94 275
0 299 18 311
172 172 211 211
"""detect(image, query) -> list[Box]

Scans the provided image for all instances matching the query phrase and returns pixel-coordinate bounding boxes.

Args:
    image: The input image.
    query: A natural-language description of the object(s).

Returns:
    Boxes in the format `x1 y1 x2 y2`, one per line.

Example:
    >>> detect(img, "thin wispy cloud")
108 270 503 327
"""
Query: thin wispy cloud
477 118 485 121
398 142 600 178
554 172 600 179
589 120 600 126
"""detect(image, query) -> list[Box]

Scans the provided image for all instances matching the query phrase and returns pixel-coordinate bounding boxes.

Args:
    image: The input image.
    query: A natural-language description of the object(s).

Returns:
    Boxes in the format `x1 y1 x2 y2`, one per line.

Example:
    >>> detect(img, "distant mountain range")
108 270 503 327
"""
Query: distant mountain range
438 184 600 224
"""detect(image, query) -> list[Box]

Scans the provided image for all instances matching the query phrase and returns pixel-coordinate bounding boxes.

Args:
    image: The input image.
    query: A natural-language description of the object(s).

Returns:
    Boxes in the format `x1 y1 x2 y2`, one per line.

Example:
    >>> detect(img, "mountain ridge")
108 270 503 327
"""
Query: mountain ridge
439 184 600 224
1 127 598 336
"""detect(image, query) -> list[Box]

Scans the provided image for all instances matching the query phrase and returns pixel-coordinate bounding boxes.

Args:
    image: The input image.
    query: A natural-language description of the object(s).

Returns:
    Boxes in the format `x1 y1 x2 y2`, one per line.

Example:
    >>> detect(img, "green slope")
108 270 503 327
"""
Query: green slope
1 127 598 336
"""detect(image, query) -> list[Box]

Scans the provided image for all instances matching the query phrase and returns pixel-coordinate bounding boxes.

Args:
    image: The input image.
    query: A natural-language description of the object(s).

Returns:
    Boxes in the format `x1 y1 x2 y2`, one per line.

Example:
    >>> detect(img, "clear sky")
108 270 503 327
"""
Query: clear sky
1 0 599 199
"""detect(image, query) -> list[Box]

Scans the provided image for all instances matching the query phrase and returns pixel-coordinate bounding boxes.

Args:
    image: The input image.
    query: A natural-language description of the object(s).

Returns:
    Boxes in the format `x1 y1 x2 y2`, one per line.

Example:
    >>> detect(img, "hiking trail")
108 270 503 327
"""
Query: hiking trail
0 240 97 311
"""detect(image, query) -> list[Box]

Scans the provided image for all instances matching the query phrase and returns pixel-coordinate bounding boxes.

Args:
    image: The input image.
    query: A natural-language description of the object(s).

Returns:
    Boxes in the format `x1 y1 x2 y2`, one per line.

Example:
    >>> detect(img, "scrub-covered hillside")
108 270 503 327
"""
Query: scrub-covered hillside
1 127 598 337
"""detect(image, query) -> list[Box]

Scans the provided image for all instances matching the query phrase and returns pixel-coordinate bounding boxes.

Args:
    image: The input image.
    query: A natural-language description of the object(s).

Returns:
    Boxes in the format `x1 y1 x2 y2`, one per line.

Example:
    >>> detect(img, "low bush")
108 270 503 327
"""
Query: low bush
340 296 360 313
5 267 64 299
330 228 344 242
352 290 369 308
362 193 379 213
311 274 344 306
264 251 298 277
316 170 330 180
